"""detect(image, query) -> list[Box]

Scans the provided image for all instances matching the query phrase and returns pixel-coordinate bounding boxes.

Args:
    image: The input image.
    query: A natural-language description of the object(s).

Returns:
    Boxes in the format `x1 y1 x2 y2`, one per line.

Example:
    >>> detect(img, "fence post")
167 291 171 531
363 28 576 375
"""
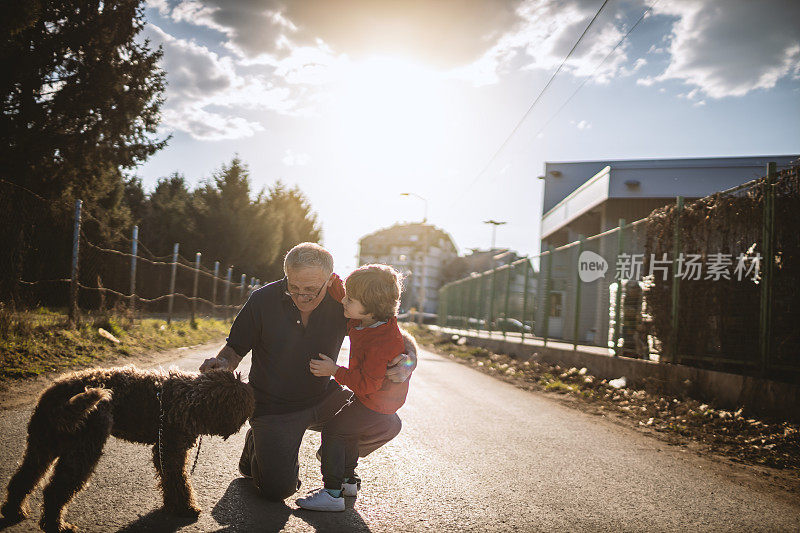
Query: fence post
449 283 455 327
489 265 498 334
68 199 82 328
534 254 543 339
759 162 777 376
613 219 625 356
670 197 684 364
448 284 453 327
469 276 478 332
129 225 138 318
167 243 179 325
460 279 468 330
573 235 584 350
211 261 220 317
521 258 531 343
437 285 445 327
542 247 553 346
454 282 460 328
224 267 232 320
444 284 451 327
503 263 513 339
478 273 487 336
240 274 247 302
191 252 201 324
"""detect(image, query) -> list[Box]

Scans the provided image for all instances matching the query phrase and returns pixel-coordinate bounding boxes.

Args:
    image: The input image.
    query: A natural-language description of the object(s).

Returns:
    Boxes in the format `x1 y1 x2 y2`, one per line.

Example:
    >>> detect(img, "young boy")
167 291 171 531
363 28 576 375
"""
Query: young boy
297 263 410 512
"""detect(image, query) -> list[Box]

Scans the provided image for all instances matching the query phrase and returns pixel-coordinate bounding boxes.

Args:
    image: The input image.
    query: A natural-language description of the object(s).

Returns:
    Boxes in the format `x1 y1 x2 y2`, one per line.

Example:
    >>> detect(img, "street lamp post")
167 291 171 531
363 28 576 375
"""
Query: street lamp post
484 219 507 251
401 192 429 323
400 192 427 223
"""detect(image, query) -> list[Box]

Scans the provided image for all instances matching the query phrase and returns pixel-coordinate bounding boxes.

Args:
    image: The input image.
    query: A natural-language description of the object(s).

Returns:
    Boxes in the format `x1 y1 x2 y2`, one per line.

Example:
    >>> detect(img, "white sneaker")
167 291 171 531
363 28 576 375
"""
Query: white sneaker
295 488 345 512
342 473 361 497
342 480 358 497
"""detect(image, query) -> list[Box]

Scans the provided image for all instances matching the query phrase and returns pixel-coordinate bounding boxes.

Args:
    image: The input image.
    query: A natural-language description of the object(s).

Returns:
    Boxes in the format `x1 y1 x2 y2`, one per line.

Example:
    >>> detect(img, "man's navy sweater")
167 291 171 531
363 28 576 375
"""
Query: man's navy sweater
225 277 348 416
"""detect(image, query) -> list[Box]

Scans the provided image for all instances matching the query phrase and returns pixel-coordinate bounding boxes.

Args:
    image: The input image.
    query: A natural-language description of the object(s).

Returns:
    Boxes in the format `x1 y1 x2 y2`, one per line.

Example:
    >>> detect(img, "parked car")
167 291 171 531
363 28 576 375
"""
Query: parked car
494 317 532 333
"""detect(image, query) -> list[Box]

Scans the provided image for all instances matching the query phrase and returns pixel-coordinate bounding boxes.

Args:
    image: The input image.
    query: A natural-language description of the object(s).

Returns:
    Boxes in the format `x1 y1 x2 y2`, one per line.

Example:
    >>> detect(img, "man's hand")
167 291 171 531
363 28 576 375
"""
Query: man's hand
200 357 231 373
386 353 415 383
200 345 242 373
310 353 338 377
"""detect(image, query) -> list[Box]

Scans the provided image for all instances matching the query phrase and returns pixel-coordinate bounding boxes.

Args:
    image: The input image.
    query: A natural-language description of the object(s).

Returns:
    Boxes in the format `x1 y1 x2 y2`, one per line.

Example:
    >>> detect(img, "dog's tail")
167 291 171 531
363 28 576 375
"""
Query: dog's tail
56 388 112 433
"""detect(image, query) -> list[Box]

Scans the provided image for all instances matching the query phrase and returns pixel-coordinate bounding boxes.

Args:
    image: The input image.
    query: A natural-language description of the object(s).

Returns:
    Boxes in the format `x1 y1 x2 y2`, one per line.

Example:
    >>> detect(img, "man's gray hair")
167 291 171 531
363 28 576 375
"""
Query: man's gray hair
284 242 334 275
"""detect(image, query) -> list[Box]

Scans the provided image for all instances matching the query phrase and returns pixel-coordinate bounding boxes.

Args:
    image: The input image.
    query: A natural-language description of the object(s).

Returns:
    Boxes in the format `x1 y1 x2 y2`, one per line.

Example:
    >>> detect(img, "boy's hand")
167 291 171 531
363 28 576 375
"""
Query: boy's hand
310 353 338 377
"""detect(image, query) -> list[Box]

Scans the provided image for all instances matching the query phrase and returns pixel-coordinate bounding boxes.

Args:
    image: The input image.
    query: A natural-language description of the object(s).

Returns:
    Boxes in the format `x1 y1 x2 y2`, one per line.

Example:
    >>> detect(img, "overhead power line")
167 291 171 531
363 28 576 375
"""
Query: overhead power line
449 0 611 207
531 0 661 140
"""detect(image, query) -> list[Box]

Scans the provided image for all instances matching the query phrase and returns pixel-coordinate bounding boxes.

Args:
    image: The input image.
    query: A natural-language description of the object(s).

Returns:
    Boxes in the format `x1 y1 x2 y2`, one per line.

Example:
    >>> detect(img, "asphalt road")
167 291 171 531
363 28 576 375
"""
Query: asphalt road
1 341 799 532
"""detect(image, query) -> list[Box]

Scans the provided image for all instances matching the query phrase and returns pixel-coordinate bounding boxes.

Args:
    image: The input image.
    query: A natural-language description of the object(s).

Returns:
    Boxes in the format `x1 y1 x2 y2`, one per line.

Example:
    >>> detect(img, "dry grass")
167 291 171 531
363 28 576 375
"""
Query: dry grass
0 305 230 380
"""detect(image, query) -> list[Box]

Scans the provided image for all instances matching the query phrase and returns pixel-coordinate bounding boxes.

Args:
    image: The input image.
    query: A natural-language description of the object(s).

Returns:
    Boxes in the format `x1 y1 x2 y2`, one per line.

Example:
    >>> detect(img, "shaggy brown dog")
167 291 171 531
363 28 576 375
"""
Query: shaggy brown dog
1 366 254 533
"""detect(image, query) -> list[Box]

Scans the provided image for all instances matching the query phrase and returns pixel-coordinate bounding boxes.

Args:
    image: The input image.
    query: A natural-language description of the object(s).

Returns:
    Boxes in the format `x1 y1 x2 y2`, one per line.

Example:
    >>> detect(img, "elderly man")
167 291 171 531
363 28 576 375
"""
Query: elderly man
200 242 417 501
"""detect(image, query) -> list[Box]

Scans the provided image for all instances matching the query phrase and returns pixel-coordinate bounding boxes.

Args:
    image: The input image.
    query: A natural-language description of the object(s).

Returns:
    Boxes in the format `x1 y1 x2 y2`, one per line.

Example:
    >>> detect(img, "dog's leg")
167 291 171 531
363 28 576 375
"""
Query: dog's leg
1 440 55 522
39 408 112 533
151 433 200 518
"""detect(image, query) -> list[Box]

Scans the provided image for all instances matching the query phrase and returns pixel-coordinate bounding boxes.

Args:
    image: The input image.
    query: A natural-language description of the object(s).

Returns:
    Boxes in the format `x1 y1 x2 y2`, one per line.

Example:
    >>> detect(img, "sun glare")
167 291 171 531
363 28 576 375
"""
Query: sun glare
326 55 451 176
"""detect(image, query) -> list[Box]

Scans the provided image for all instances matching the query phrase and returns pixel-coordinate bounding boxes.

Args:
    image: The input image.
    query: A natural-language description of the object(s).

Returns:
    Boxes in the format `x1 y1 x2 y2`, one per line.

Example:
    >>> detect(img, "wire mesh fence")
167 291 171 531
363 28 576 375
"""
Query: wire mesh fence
439 163 800 383
1 179 263 327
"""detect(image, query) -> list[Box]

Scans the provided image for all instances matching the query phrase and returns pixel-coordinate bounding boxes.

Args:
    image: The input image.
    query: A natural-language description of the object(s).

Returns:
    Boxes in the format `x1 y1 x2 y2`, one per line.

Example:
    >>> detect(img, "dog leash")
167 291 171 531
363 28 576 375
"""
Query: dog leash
156 383 203 476
191 437 203 474
156 385 165 475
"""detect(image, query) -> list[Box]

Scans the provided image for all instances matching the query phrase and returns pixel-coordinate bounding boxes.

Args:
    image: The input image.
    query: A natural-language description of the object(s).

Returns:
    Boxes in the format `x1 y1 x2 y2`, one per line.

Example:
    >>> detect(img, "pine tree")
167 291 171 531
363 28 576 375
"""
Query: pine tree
260 180 323 281
189 157 322 283
0 0 167 225
191 157 274 273
140 173 196 256
1 0 167 304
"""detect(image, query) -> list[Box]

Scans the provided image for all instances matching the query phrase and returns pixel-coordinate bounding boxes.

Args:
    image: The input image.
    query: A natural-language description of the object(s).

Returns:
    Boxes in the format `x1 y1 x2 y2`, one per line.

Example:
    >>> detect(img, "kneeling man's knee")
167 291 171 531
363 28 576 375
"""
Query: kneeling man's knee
255 476 301 502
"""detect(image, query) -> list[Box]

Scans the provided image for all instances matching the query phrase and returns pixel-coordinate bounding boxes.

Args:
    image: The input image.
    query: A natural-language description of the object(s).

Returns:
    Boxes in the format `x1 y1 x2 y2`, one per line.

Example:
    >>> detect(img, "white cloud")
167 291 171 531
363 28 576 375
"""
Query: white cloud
151 0 523 67
454 0 800 99
450 0 634 86
282 149 311 166
142 0 800 141
162 106 264 140
141 24 302 140
570 119 592 130
649 0 800 98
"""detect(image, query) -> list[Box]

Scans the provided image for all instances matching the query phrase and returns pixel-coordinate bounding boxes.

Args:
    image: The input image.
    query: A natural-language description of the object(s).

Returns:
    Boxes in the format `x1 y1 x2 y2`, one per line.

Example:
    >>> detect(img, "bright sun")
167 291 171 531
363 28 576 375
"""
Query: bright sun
326 55 451 176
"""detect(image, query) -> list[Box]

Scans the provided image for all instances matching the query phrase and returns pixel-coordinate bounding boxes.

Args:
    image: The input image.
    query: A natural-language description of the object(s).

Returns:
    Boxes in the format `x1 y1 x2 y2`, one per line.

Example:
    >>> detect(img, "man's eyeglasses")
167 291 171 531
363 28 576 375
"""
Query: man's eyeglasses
284 282 326 301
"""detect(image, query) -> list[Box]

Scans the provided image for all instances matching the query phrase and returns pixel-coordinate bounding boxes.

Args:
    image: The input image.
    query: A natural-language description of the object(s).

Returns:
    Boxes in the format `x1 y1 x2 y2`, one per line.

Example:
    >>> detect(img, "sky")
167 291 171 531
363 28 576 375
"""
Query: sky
135 0 800 275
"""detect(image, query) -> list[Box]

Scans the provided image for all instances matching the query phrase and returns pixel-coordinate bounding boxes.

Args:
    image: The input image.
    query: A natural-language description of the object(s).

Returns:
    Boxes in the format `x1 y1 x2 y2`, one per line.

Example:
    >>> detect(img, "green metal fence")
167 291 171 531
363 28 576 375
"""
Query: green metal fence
438 163 800 383
438 219 648 351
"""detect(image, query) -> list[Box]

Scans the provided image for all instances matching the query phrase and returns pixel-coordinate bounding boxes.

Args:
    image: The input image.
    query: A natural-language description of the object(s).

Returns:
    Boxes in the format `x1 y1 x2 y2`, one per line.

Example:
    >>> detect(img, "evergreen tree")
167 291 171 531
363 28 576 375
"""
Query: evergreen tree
0 0 167 236
141 173 194 256
188 158 322 282
191 157 278 275
259 180 323 281
123 176 148 226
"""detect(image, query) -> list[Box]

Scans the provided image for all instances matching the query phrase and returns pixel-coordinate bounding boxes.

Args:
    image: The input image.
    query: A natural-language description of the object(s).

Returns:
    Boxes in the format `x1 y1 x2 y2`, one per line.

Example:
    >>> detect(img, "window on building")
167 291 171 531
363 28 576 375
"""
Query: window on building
549 293 562 318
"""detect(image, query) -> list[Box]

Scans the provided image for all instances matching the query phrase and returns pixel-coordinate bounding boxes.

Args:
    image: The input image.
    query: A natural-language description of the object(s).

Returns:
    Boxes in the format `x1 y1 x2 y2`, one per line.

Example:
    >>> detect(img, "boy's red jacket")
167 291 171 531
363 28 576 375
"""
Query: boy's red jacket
327 275 409 414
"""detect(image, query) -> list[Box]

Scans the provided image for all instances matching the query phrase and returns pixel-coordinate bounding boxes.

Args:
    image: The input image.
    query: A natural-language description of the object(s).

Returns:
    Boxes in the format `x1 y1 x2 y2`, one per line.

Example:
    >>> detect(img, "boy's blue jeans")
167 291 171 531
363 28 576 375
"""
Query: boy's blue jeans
238 388 400 501
320 397 401 491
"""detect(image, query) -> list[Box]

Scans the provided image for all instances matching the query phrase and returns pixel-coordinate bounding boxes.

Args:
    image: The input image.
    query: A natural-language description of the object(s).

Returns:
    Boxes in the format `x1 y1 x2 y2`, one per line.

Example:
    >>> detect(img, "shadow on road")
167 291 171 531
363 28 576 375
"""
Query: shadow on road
211 478 293 532
207 478 372 532
116 507 198 532
0 514 26 531
293 497 372 532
